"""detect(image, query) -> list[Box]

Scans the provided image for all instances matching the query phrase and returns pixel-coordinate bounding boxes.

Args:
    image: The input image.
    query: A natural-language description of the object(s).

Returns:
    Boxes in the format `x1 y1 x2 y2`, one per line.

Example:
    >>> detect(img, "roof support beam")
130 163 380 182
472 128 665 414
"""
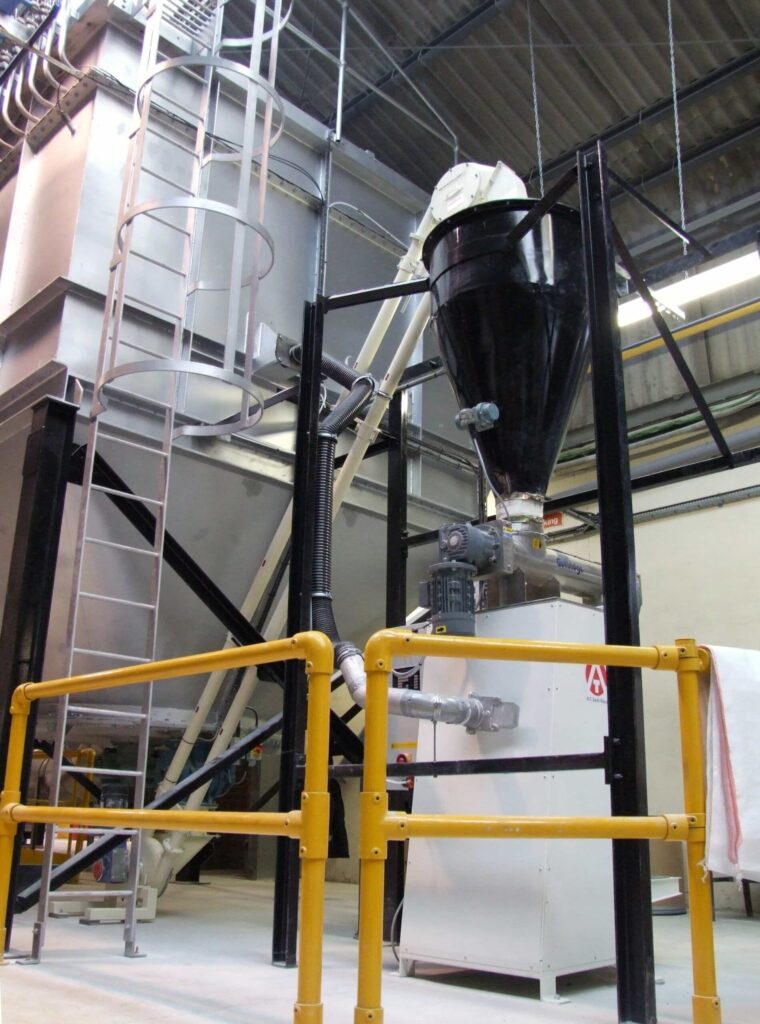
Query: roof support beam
536 48 760 182
335 0 517 126
613 115 760 200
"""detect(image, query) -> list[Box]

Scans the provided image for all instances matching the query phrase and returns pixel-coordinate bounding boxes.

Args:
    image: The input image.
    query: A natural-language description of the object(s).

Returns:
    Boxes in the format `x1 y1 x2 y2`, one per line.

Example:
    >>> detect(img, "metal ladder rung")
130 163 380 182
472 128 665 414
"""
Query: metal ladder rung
117 339 175 360
83 537 159 559
129 249 186 276
161 23 215 51
123 291 184 320
150 89 204 122
137 211 192 238
72 649 152 665
63 767 144 778
96 382 177 413
51 890 134 900
144 125 199 159
90 483 163 507
78 592 157 612
68 705 147 720
141 165 194 194
99 434 168 457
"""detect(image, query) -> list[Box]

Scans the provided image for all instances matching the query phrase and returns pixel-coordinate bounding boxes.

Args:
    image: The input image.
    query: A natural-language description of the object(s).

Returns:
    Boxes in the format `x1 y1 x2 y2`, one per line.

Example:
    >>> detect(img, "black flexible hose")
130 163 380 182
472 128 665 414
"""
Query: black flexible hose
321 378 374 434
290 347 362 391
312 435 337 597
321 352 361 390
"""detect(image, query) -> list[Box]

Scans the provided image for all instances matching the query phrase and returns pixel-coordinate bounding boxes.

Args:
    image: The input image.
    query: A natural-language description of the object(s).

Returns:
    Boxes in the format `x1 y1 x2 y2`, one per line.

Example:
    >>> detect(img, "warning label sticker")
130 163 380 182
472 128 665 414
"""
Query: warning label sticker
585 664 608 703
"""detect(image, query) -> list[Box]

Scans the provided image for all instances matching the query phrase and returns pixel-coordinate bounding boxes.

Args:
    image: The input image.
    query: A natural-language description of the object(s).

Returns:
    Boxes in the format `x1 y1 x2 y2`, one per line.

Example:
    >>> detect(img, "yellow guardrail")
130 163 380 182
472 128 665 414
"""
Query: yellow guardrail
354 630 720 1024
0 631 334 1024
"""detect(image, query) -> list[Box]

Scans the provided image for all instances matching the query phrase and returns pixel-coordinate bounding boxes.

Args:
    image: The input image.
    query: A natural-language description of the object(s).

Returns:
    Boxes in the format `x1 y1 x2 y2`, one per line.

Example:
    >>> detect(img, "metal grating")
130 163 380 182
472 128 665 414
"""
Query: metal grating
164 0 219 47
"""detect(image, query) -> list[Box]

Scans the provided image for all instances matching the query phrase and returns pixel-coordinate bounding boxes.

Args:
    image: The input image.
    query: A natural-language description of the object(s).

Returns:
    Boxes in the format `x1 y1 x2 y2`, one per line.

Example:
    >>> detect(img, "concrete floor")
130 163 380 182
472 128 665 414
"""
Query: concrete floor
0 874 757 1023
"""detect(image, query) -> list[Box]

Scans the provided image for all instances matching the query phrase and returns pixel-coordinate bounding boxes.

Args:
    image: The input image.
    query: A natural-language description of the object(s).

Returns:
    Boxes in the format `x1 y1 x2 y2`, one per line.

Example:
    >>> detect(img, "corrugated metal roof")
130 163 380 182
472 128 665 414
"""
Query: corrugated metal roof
259 0 760 258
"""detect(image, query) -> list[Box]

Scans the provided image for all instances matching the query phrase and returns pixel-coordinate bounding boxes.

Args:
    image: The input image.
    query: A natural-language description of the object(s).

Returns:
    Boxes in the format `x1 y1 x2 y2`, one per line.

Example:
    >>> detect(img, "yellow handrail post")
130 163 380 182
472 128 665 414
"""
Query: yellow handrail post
352 628 723 1024
293 631 334 1024
354 633 392 1024
676 639 721 1024
0 693 30 957
0 632 337 1019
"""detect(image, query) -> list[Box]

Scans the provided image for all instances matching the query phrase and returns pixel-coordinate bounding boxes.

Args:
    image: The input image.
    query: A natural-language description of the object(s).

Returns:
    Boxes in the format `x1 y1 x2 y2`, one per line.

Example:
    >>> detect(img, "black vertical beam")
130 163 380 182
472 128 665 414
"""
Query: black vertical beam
383 389 410 941
0 397 77 948
272 300 324 966
385 389 409 628
578 144 656 1023
476 467 488 524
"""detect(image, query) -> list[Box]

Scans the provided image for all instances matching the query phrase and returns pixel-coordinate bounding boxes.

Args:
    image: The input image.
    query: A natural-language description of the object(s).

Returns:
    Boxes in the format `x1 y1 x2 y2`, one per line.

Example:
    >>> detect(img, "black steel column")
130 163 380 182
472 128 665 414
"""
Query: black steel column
385 389 409 628
383 389 410 941
579 144 656 1023
272 300 324 966
0 397 77 948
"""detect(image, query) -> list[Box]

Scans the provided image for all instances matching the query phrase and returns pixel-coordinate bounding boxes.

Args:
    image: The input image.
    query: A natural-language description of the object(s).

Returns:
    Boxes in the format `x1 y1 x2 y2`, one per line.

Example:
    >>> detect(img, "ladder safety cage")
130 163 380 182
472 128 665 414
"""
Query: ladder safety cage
37 0 286 959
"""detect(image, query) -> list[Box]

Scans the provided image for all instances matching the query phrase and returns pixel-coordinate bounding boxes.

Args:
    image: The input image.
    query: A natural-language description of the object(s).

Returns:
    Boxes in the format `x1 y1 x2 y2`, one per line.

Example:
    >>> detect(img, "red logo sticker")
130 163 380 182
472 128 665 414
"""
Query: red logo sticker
585 664 608 700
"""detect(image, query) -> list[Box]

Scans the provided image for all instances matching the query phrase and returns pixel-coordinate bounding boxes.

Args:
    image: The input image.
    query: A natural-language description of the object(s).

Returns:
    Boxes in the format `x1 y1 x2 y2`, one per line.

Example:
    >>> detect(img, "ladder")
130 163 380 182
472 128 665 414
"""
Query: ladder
31 0 237 960
32 0 283 961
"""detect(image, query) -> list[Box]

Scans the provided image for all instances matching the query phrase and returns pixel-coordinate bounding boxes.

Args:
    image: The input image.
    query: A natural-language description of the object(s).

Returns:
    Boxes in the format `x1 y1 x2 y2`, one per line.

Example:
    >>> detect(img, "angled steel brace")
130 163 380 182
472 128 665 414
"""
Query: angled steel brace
608 169 712 257
613 228 735 465
14 713 285 914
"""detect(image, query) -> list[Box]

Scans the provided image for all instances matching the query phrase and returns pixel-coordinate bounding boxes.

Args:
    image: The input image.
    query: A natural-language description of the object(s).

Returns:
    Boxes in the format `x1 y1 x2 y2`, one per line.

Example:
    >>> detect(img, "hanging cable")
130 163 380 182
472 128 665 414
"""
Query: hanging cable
527 0 544 197
667 0 687 255
328 201 408 250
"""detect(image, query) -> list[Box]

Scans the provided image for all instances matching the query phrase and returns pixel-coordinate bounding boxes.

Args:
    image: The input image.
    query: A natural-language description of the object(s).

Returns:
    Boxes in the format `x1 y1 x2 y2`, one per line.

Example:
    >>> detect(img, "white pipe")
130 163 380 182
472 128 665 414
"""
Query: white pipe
335 293 430 506
350 208 434 376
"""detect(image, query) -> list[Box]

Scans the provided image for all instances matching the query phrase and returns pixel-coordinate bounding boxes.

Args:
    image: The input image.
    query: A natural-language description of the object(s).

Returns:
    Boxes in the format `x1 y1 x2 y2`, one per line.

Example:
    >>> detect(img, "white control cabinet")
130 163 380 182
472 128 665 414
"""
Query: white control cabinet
399 600 615 1001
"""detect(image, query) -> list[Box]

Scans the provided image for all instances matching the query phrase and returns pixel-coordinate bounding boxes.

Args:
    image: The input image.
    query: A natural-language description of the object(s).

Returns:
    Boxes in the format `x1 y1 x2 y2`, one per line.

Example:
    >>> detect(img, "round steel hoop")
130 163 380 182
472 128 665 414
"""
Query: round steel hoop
175 406 263 439
116 197 275 279
136 54 285 154
94 358 265 433
188 273 255 294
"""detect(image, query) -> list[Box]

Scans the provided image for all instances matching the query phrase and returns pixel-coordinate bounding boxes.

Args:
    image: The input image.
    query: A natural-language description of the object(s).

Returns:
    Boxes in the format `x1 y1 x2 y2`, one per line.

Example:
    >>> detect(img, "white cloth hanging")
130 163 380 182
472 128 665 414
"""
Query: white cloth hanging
703 645 760 882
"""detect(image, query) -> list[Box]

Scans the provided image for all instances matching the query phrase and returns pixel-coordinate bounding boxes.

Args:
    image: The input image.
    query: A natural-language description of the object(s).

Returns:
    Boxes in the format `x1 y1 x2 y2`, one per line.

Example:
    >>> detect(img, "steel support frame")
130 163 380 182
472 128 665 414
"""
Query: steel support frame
385 390 409 632
68 447 364 763
272 300 325 966
383 389 411 940
0 397 77 948
579 143 655 1023
379 144 706 1021
272 275 434 962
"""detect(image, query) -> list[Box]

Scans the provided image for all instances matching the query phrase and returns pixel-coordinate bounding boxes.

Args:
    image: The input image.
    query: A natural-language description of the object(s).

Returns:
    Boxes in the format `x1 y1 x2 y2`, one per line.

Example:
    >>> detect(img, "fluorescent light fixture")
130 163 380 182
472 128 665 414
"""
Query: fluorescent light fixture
618 250 760 328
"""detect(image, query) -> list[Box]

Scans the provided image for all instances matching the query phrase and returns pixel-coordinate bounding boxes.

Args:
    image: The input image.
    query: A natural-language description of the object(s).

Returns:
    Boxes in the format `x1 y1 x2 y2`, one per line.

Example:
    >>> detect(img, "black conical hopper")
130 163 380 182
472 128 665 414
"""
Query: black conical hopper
423 200 589 501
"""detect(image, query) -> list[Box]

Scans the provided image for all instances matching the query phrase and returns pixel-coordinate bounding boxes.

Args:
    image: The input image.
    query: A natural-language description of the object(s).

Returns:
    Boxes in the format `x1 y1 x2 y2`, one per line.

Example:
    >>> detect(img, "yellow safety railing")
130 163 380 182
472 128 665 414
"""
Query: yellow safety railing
0 631 333 1024
355 630 720 1024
